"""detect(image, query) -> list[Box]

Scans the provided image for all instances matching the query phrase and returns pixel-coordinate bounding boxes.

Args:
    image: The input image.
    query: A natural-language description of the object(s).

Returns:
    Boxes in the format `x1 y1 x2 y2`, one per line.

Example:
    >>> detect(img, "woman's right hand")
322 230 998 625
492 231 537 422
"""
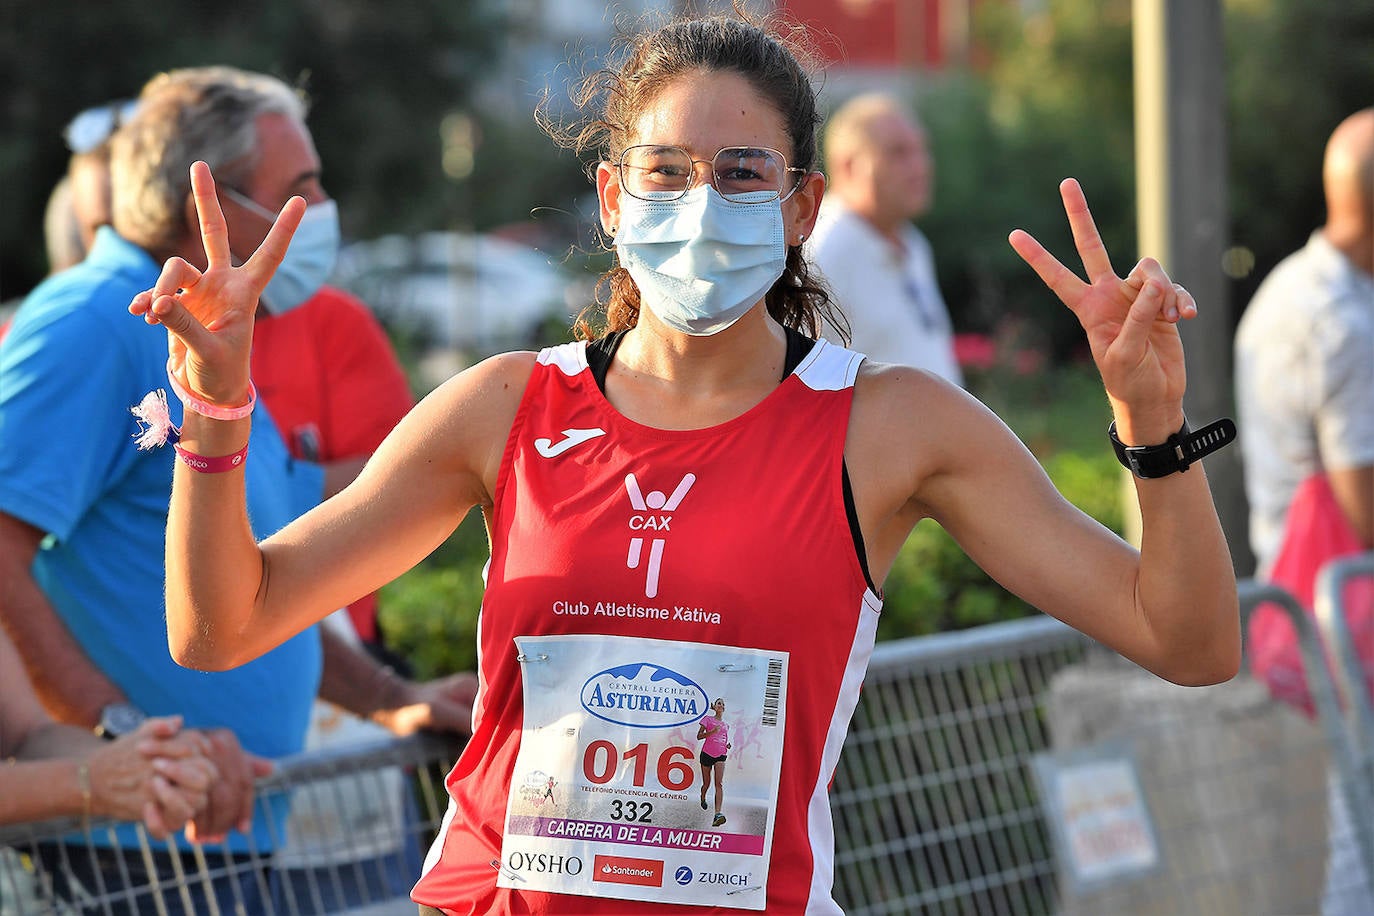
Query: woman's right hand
85 716 219 840
128 160 304 407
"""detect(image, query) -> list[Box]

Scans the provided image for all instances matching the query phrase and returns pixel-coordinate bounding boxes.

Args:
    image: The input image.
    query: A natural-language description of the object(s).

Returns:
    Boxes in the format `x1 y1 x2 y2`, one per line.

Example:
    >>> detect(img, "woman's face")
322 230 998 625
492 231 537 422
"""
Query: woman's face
597 69 824 247
713 699 726 715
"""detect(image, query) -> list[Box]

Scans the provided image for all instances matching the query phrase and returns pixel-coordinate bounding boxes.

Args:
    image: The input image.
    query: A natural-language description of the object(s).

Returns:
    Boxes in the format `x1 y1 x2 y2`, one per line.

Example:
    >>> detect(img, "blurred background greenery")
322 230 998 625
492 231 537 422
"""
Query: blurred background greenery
4 0 1370 319
2 0 1370 677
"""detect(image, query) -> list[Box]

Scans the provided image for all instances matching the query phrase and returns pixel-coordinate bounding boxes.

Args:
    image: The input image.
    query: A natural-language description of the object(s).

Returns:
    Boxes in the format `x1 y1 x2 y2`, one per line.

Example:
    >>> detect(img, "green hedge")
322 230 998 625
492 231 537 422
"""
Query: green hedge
378 560 486 681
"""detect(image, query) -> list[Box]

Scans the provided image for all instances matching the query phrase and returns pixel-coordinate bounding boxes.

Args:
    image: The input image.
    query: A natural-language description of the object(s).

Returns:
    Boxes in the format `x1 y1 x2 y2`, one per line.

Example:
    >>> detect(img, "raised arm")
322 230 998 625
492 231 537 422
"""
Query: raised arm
131 162 522 671
849 179 1240 686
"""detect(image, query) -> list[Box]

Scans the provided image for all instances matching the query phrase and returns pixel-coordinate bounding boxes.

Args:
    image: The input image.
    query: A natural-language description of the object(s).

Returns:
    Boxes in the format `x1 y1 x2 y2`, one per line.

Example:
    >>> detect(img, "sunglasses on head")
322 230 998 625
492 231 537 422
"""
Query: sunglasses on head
63 99 139 155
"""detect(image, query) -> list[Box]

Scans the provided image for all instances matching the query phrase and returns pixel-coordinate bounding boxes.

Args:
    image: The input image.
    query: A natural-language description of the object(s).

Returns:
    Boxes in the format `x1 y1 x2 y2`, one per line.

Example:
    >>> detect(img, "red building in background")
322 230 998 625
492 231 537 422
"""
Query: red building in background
778 0 984 72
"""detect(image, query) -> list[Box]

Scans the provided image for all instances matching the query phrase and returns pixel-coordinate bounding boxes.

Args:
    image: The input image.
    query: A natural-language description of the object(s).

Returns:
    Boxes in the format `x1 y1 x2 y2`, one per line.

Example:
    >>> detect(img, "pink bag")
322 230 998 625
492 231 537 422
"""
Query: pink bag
1247 473 1374 717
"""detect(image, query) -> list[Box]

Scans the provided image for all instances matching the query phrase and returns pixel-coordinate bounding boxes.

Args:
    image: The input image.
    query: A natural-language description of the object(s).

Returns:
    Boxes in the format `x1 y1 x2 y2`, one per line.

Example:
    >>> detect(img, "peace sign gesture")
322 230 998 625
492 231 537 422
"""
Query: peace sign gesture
129 161 305 408
1009 179 1194 439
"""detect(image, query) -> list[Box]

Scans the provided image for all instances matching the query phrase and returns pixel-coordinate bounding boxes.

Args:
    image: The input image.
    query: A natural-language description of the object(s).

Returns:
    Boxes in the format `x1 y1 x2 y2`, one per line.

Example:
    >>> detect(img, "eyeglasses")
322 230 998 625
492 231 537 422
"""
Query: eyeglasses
63 99 139 155
617 145 806 203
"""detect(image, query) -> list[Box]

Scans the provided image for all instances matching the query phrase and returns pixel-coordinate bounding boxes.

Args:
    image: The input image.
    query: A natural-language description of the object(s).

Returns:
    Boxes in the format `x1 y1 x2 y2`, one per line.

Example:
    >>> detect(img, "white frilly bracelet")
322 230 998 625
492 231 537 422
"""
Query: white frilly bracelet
130 374 256 451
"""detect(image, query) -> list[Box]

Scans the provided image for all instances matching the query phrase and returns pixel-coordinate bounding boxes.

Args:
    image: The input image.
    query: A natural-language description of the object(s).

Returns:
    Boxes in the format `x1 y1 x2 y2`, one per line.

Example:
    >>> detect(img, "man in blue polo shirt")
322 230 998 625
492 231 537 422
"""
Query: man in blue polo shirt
0 67 476 915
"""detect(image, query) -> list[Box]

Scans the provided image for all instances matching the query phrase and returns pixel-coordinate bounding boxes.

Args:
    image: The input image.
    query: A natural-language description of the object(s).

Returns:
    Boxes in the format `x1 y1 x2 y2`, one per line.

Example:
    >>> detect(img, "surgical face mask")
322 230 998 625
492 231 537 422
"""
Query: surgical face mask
613 185 786 336
224 188 340 315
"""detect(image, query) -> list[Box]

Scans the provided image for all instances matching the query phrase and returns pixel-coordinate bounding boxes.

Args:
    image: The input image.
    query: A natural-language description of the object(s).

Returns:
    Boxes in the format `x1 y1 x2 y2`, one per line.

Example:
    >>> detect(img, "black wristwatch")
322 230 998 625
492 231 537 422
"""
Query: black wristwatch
95 702 148 740
1109 417 1236 479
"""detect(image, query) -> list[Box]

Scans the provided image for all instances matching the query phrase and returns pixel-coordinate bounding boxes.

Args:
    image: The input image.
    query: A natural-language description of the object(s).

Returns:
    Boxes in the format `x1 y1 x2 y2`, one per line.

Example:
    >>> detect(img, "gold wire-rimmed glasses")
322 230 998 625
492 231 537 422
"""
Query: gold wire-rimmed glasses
617 145 806 203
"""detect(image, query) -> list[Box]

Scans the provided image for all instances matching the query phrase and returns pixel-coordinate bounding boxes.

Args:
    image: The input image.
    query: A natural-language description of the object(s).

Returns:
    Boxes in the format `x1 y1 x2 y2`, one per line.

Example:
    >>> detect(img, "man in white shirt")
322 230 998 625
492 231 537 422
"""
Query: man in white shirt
1235 108 1374 578
807 93 963 385
1235 107 1374 916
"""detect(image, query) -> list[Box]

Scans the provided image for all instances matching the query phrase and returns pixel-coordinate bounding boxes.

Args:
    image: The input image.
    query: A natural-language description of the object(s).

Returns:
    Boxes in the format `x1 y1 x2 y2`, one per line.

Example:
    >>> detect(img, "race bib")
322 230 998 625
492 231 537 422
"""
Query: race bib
497 634 788 909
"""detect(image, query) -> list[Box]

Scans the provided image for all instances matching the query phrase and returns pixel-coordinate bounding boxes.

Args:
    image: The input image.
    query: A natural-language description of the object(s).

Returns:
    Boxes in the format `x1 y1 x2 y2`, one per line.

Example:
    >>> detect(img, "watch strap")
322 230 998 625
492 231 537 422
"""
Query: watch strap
1109 417 1236 479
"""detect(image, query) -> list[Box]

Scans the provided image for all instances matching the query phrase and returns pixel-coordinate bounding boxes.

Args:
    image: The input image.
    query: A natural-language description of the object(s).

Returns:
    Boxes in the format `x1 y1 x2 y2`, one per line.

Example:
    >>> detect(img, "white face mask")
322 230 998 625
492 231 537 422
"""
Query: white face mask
613 185 786 336
223 187 340 316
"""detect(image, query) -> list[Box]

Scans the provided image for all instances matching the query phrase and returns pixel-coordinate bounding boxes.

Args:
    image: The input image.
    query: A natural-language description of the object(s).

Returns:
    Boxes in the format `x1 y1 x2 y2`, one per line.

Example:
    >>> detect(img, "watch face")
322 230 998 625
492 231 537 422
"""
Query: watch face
100 703 147 737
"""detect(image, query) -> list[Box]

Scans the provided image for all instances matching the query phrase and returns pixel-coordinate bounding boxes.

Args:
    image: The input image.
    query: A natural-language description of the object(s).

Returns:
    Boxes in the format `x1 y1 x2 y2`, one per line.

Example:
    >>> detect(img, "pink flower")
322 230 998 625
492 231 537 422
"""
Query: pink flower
953 333 997 370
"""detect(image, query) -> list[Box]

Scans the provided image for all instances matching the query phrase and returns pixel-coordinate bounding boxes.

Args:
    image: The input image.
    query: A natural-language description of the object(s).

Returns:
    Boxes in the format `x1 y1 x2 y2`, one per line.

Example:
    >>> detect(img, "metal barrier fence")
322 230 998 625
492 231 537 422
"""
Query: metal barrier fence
4 559 1370 915
830 559 1374 916
0 733 461 916
1314 551 1374 903
830 615 1093 915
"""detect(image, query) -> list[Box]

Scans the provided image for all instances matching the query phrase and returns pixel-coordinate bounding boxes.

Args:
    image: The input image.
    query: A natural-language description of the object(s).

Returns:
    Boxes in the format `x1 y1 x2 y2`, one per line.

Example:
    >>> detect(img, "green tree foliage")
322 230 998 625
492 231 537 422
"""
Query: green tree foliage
0 0 507 300
914 0 1373 353
914 0 1138 361
1224 0 1374 311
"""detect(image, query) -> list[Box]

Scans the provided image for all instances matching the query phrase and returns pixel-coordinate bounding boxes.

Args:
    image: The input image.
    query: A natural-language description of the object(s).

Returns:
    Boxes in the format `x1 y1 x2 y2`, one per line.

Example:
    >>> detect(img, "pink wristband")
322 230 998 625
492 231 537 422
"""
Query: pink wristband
173 442 249 473
166 371 257 421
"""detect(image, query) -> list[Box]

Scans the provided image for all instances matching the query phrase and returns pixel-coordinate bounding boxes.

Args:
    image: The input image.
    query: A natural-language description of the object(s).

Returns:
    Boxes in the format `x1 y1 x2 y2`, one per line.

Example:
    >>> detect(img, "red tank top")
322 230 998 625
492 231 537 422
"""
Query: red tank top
413 339 881 914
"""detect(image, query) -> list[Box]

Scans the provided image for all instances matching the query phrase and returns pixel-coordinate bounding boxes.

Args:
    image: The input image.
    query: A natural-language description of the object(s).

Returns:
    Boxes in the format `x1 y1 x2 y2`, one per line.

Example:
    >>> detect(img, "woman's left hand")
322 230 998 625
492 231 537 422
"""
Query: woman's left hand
1009 178 1193 439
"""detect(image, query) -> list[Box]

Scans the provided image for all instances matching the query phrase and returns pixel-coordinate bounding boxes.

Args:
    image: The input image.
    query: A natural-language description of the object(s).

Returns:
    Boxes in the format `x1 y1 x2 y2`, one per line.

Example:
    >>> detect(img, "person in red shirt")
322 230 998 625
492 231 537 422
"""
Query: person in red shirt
252 284 415 650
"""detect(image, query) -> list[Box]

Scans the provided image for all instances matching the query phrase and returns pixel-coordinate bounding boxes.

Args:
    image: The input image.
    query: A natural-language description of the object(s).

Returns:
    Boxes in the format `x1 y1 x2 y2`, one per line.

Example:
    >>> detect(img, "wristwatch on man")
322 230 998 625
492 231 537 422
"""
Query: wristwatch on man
95 702 148 740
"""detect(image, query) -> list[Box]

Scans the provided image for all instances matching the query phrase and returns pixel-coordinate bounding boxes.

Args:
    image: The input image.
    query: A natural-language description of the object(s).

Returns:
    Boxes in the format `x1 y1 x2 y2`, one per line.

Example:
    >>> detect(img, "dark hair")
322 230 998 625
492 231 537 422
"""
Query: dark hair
541 10 845 342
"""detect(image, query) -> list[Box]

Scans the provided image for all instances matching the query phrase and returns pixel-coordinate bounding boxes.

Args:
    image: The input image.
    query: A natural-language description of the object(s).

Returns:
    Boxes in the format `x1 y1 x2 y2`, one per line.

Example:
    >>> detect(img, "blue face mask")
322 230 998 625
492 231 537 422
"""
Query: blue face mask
260 200 340 315
224 188 340 316
613 185 786 336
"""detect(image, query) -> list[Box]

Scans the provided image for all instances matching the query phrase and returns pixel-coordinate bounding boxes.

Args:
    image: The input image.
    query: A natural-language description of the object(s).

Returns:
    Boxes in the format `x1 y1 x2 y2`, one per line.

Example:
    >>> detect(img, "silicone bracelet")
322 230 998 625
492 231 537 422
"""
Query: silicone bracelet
166 371 256 421
173 442 249 473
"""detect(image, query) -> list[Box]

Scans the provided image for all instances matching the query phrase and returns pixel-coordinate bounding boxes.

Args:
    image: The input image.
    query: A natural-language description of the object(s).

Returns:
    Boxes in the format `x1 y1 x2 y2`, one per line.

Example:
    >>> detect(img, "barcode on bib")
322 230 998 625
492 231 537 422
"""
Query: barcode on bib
762 658 783 727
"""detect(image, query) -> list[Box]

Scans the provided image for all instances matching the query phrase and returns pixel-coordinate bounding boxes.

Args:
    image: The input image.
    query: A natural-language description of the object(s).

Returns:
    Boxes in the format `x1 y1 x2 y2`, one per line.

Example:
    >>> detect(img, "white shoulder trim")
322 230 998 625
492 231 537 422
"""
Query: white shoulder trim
794 338 864 391
536 340 589 377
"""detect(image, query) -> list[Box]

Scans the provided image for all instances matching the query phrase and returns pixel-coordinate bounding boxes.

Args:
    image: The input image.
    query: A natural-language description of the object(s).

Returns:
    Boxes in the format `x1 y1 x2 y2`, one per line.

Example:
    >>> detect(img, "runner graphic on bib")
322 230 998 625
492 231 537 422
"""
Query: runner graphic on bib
500 634 787 910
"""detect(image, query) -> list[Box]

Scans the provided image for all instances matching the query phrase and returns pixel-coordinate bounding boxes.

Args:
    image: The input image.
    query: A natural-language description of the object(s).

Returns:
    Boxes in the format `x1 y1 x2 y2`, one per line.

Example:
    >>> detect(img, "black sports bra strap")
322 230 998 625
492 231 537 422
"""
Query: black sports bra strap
781 326 813 378
585 329 626 394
